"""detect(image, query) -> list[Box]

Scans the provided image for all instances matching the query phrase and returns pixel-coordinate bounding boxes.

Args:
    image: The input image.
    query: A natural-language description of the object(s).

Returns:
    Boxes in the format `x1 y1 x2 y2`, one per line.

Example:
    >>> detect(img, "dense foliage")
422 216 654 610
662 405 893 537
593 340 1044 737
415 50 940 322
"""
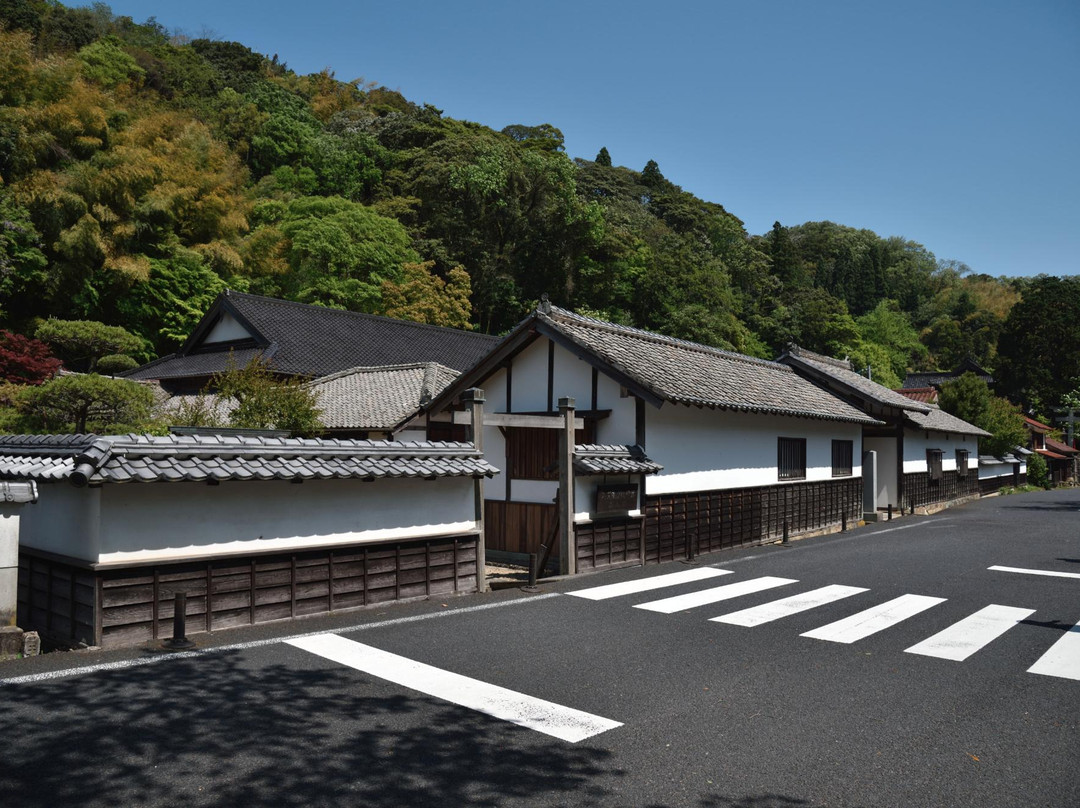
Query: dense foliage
0 1 1075 431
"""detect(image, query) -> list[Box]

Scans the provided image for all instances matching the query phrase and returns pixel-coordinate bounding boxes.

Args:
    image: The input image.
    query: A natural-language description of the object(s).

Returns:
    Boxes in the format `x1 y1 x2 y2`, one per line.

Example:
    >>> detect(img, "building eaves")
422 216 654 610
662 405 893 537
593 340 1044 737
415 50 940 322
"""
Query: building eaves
573 444 663 475
0 433 498 485
903 406 991 437
780 346 932 414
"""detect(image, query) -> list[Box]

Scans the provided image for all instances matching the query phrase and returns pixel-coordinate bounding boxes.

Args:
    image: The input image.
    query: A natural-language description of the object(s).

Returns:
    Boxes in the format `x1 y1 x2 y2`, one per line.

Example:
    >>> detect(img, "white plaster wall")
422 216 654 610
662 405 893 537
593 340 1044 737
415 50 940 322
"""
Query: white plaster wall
17 483 101 562
864 437 898 507
204 311 251 343
644 406 863 496
478 336 636 505
903 430 978 473
95 476 478 565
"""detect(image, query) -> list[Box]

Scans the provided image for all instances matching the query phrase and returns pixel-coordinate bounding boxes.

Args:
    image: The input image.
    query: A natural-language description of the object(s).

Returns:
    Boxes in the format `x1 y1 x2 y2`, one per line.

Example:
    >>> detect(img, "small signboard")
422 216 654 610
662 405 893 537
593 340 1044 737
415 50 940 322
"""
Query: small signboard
595 483 638 518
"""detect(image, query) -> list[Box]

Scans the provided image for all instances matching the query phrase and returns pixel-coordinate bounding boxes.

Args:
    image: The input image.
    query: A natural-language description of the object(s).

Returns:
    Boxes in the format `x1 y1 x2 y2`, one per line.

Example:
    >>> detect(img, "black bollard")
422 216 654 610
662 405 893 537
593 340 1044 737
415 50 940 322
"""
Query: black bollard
887 503 893 521
782 520 789 544
841 511 847 532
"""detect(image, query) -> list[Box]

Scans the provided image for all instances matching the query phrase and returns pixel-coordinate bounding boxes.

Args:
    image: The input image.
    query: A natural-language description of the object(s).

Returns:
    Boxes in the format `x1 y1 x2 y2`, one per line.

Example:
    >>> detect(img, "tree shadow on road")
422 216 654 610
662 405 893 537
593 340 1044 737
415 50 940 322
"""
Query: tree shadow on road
0 649 620 807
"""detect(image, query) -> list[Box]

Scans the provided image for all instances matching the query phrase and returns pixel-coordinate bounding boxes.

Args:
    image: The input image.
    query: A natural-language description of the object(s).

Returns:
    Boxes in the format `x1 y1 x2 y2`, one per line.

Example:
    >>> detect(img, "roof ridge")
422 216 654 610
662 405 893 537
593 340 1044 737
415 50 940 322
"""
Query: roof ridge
784 344 853 371
228 291 498 342
309 362 458 386
545 306 790 372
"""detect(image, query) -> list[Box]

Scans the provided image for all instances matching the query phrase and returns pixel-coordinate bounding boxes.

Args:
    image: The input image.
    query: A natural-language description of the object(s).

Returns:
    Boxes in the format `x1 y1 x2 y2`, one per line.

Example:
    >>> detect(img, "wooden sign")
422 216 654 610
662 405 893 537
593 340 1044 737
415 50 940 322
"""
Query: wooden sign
595 484 638 517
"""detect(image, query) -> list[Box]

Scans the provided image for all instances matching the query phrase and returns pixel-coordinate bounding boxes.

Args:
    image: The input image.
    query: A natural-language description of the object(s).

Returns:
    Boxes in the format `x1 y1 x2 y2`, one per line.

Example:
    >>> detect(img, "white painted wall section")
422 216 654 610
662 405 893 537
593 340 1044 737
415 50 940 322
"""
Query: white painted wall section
93 476 478 565
903 430 978 474
864 436 897 507
203 311 252 343
18 483 102 562
644 406 862 496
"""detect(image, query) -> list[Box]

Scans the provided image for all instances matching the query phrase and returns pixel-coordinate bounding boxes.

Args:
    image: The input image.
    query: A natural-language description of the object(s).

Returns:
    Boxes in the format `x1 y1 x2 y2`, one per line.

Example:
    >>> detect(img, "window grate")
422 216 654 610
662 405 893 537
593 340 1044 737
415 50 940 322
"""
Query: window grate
778 437 807 481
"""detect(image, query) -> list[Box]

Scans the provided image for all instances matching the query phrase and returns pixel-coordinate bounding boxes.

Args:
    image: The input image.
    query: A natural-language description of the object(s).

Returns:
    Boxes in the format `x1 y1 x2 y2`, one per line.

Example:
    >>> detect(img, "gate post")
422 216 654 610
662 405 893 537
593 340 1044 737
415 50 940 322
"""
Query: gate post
558 396 576 576
463 388 487 593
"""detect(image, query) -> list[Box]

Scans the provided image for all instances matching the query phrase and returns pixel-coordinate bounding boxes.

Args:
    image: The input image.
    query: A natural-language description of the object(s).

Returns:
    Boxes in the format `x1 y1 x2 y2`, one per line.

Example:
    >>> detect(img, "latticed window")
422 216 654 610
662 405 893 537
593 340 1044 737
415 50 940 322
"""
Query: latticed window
927 449 943 483
778 437 807 480
832 440 853 477
956 449 969 478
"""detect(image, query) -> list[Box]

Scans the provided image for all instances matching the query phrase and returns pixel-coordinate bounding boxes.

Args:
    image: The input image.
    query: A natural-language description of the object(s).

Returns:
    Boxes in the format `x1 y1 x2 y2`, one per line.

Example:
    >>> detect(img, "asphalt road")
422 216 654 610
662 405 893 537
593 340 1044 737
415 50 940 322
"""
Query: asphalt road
2 489 1078 807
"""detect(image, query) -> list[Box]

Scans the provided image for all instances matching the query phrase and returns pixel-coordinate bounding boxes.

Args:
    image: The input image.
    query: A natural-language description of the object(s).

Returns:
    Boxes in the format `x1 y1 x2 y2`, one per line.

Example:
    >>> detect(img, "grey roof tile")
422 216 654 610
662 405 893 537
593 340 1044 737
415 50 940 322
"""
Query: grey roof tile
540 308 880 425
780 346 931 413
574 444 663 475
0 433 498 485
904 405 992 437
125 291 498 382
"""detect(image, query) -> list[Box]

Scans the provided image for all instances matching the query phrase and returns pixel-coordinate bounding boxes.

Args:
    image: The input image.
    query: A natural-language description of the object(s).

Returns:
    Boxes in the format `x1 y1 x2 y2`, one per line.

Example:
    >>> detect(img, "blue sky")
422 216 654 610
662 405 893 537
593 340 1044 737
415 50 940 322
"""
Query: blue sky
99 0 1078 278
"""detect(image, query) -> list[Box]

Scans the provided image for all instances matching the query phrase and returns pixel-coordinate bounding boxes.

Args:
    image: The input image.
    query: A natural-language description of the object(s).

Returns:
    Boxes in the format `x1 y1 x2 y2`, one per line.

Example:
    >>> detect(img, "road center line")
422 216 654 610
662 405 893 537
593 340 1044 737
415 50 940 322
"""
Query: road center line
286 634 622 743
988 565 1080 580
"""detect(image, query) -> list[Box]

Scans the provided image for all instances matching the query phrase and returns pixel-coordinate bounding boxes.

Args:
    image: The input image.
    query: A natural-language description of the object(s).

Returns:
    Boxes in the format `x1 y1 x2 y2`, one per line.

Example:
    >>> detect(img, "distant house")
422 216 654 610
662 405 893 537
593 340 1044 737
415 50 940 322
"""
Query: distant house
309 362 461 440
425 302 880 572
2 432 495 649
779 347 988 516
123 290 499 394
901 358 994 392
1024 416 1077 484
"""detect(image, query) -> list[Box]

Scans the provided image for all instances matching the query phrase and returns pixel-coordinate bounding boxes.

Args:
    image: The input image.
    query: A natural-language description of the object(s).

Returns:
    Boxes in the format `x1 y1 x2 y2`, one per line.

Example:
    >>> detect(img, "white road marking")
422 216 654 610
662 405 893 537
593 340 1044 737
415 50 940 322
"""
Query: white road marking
800 594 946 643
566 567 731 600
711 584 870 627
988 565 1080 580
634 576 798 614
904 604 1035 661
1028 622 1080 681
286 633 622 743
0 593 561 687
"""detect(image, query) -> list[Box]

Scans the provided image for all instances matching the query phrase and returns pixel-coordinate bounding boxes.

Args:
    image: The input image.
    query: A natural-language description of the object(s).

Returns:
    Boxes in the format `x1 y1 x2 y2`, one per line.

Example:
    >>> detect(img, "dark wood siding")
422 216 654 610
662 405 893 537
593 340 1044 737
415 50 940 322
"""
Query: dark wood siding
576 518 643 571
484 500 557 556
904 468 979 509
643 477 861 563
18 535 478 650
506 426 591 480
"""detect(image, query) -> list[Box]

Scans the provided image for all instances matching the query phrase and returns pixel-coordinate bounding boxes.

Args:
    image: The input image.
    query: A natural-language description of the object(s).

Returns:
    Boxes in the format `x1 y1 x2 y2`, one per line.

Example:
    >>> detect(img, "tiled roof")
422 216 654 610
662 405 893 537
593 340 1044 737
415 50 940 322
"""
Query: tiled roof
903 405 991 437
539 308 881 425
573 444 663 475
125 291 498 382
0 434 497 485
310 363 459 431
1045 437 1079 455
781 346 931 413
896 387 938 404
1024 416 1050 432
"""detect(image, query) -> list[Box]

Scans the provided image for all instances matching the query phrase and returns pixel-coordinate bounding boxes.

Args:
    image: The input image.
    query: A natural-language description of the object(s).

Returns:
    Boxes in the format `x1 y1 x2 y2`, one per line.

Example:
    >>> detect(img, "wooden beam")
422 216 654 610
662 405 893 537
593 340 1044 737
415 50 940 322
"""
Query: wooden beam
450 411 585 429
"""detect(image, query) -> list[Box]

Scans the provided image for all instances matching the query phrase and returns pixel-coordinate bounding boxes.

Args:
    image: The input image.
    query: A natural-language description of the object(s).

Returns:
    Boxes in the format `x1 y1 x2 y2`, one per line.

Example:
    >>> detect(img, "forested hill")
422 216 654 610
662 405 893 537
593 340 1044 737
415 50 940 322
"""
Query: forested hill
1 1 1075 411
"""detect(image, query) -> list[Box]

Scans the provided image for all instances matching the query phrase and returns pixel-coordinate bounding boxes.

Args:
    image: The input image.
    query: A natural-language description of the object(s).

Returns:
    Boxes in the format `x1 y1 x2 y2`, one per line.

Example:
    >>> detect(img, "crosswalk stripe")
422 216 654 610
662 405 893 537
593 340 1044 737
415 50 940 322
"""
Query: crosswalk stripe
566 567 731 600
711 584 870 627
634 576 798 614
904 604 1035 661
286 634 622 743
800 594 946 643
1027 622 1080 681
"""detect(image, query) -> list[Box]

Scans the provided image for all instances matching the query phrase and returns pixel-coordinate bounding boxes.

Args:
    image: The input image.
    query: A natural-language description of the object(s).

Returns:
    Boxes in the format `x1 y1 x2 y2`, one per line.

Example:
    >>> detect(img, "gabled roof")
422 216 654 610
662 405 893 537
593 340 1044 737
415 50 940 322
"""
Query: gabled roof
779 346 931 415
0 433 497 485
902 358 994 390
1024 416 1051 433
903 405 991 437
309 362 460 432
124 291 499 382
429 304 882 426
1045 436 1079 456
895 386 939 405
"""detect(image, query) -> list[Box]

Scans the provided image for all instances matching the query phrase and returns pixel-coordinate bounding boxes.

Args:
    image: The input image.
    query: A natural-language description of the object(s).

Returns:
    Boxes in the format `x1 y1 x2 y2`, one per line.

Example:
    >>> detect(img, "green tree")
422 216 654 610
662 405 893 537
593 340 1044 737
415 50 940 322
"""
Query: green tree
381 262 473 329
16 372 156 433
1026 451 1050 489
594 146 611 166
210 356 322 436
938 372 991 426
35 318 144 372
939 372 1026 458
